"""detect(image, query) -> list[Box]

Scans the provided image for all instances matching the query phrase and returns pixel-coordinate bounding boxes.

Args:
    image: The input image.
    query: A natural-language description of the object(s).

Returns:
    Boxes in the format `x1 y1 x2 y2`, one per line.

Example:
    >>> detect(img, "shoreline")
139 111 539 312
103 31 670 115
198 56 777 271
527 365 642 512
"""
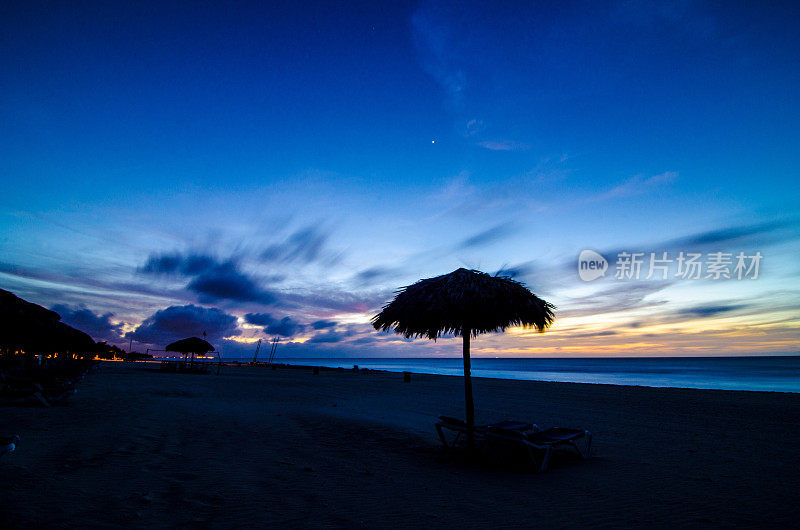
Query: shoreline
273 361 800 395
134 356 800 394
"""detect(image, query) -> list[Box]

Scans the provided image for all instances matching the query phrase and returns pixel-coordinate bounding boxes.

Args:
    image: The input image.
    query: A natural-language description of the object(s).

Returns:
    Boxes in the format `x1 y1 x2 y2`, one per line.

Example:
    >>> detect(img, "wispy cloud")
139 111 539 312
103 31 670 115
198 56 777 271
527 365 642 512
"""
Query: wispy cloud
478 140 530 151
140 253 217 276
584 218 799 267
464 119 485 137
558 281 673 319
353 265 405 286
667 220 794 248
261 224 341 266
306 327 357 344
572 330 619 338
411 1 466 110
457 222 517 250
589 171 677 202
281 287 389 315
676 303 751 318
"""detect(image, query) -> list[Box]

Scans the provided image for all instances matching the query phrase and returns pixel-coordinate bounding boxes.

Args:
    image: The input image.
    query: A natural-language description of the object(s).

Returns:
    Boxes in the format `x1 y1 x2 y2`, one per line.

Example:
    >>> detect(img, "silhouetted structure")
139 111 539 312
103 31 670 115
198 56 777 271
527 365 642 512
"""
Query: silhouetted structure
94 342 125 360
0 289 96 357
166 337 214 366
0 289 101 406
372 268 554 445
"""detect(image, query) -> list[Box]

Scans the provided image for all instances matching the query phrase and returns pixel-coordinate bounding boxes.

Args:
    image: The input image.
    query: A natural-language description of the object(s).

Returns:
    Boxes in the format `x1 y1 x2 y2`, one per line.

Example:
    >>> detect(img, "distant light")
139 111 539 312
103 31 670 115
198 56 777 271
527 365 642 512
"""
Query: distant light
431 140 435 144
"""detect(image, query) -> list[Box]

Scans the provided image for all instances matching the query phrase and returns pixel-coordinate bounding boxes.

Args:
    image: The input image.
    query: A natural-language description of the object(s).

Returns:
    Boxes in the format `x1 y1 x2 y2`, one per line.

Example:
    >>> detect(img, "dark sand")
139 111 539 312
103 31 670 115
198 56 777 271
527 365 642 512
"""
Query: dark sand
2 362 799 528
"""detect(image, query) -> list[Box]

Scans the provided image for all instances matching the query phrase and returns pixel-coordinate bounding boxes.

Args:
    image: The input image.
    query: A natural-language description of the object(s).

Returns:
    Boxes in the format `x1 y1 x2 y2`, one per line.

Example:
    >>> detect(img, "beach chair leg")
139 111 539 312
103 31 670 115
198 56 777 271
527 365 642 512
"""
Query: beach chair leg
524 445 551 472
583 431 592 459
536 446 552 473
563 432 592 460
568 432 592 459
33 391 51 407
435 424 450 448
436 424 446 447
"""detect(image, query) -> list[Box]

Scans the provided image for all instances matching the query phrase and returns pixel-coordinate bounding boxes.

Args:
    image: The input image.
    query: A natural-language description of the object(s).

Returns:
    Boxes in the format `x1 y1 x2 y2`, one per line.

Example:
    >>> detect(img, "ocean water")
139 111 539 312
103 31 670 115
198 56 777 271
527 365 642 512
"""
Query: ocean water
265 356 800 393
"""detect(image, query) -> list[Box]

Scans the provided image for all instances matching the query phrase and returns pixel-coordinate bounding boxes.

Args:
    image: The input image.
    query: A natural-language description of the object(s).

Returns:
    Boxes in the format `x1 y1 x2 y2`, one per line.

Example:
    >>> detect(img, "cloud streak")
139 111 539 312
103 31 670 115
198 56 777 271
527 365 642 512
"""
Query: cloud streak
589 171 677 202
677 303 751 318
261 225 341 266
244 313 305 338
457 222 517 250
478 140 530 151
306 328 356 344
140 252 277 306
187 263 277 305
667 220 794 248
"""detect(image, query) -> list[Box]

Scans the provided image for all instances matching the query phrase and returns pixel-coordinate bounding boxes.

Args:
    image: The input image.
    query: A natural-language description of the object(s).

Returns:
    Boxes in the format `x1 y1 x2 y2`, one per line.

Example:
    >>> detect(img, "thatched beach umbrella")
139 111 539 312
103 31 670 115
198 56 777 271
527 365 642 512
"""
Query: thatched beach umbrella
372 268 555 443
0 289 97 357
166 337 214 365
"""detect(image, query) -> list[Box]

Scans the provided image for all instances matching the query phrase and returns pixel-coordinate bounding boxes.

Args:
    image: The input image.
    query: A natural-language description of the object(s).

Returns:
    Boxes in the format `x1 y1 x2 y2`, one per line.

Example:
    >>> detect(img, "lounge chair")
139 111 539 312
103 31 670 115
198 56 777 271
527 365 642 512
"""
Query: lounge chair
486 425 592 472
1 370 75 407
1 435 19 460
435 416 535 449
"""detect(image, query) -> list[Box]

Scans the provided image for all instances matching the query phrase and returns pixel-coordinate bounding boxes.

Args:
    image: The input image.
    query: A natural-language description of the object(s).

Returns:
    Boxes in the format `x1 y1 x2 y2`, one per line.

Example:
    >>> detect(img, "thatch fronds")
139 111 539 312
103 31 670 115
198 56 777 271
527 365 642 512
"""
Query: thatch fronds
165 337 214 354
372 268 555 340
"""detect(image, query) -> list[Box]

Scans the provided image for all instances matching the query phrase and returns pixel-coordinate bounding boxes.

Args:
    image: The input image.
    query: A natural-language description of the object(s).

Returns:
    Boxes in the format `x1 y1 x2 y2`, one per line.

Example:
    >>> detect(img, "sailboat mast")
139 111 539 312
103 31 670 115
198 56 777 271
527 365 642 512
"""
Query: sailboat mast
268 337 278 364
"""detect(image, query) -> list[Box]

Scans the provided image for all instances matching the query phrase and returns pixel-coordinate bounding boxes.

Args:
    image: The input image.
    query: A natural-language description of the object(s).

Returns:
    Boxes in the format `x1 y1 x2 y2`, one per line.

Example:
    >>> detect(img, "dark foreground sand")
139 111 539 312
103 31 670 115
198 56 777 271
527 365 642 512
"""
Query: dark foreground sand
2 362 799 528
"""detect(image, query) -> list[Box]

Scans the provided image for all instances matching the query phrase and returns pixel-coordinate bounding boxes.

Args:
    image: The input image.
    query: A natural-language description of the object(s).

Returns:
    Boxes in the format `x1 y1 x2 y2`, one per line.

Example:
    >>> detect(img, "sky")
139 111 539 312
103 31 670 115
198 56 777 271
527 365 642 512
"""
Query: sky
1 0 798 358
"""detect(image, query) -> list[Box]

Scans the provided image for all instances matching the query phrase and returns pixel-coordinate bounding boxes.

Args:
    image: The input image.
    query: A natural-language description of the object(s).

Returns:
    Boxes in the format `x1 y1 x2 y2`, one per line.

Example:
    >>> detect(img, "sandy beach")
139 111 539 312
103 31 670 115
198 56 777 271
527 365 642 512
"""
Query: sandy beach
2 362 799 528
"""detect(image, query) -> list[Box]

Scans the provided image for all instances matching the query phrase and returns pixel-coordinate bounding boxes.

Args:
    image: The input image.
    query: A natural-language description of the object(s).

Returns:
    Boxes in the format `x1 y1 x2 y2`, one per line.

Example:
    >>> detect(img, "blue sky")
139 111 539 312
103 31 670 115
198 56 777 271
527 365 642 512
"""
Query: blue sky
2 0 798 357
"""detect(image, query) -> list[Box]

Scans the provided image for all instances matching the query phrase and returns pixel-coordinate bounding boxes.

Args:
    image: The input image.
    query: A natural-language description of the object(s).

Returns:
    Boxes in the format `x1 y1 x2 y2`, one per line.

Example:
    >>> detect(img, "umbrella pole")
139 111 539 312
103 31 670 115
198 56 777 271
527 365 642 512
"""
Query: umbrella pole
462 329 475 448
